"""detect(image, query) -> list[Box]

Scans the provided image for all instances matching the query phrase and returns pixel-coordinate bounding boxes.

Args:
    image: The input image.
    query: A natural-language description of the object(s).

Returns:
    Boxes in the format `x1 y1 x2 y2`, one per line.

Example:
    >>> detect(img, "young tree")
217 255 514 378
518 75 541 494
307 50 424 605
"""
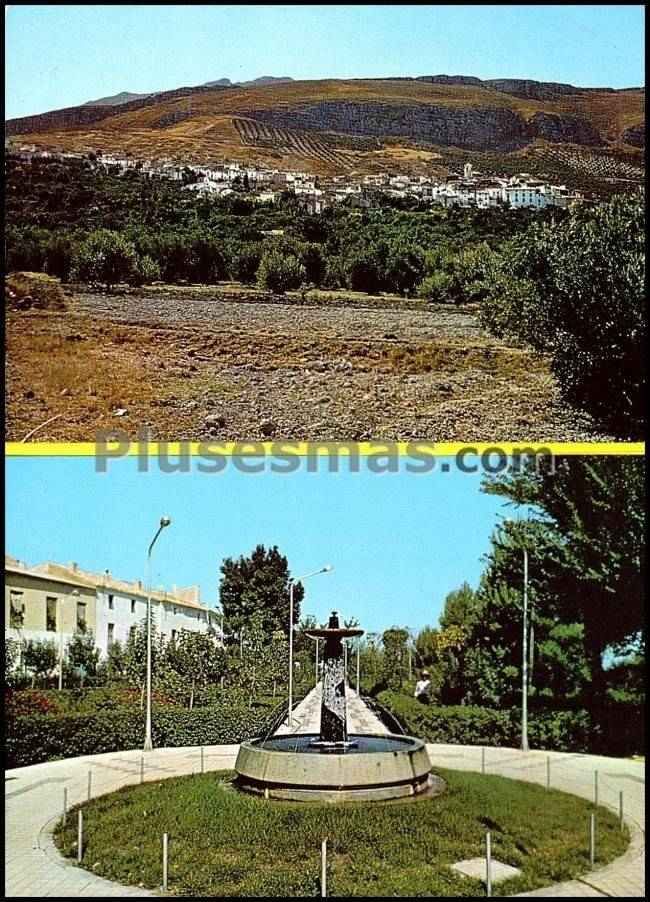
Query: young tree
256 248 305 293
23 639 57 687
71 229 139 288
165 629 226 709
219 545 304 638
67 630 100 687
382 627 410 691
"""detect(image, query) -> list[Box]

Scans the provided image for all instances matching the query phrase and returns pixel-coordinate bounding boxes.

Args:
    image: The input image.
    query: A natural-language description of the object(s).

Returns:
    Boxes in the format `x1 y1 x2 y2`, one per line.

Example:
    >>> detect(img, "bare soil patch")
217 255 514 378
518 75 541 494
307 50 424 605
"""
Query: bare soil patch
5 285 608 442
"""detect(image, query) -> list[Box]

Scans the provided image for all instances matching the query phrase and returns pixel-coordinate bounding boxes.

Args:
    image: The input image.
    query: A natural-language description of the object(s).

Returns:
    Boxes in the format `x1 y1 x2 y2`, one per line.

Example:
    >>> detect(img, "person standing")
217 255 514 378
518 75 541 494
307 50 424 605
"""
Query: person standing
414 670 431 703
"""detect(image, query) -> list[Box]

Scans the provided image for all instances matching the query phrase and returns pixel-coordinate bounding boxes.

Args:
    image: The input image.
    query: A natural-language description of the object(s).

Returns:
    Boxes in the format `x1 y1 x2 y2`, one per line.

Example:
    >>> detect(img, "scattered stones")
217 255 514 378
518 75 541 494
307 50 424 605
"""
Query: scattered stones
205 413 226 428
259 419 277 437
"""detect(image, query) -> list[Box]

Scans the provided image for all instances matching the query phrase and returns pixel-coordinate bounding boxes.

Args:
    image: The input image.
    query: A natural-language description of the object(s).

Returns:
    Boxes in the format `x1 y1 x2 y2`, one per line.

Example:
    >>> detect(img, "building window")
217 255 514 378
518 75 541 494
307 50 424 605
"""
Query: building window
76 601 87 632
107 623 115 646
173 606 178 616
108 594 114 610
131 599 136 614
129 625 136 641
9 591 24 628
171 629 177 642
46 596 58 632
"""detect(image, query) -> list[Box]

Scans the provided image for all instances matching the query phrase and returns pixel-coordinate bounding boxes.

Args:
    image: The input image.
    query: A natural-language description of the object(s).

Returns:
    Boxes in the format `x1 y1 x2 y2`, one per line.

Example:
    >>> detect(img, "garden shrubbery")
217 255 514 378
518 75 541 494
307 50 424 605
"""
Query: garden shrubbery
6 695 278 768
375 691 643 755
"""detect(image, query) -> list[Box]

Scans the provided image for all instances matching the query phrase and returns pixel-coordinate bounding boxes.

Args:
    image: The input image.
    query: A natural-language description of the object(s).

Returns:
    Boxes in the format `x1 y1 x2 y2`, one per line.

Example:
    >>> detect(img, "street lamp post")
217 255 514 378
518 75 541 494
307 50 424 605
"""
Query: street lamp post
144 516 172 753
355 639 361 695
521 546 529 753
288 565 332 725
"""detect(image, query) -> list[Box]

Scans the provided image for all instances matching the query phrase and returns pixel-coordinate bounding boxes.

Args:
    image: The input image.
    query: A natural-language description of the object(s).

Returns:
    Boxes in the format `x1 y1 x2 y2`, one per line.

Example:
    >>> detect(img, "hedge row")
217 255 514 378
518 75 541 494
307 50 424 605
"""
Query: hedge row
6 701 276 769
376 692 644 756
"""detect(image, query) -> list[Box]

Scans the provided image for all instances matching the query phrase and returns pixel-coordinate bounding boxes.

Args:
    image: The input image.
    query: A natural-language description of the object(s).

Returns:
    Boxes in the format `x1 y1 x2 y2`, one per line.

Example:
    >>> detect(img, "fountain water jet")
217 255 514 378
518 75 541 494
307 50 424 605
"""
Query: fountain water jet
234 612 441 802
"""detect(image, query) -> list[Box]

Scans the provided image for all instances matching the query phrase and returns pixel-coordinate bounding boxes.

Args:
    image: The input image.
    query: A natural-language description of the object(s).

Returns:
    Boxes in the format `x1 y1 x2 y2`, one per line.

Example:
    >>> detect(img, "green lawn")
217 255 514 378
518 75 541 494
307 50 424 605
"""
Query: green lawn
54 769 628 897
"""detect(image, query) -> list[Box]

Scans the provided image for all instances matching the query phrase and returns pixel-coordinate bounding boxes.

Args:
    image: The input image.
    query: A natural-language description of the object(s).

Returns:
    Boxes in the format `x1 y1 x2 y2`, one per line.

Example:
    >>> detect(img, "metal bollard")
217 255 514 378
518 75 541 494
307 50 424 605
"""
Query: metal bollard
77 810 83 863
589 813 596 867
481 747 486 775
486 831 492 897
63 787 68 827
87 770 92 801
594 770 599 807
162 833 169 891
201 746 205 774
140 755 145 785
321 838 327 897
546 756 551 791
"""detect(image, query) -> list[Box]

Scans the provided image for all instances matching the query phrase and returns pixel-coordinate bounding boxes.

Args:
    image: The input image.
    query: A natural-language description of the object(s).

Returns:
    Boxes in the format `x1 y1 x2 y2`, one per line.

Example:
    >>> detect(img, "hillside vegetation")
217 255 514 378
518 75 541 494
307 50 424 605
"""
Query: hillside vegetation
6 76 644 178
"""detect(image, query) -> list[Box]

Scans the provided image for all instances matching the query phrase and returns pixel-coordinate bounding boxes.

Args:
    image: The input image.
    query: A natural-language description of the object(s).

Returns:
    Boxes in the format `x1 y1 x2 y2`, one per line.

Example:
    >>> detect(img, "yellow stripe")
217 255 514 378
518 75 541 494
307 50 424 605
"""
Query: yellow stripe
4 441 645 457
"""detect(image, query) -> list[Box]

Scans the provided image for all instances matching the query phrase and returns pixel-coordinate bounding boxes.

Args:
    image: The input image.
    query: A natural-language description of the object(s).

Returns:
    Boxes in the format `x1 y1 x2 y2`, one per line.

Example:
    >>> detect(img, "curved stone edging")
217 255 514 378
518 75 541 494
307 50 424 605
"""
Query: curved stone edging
5 740 644 898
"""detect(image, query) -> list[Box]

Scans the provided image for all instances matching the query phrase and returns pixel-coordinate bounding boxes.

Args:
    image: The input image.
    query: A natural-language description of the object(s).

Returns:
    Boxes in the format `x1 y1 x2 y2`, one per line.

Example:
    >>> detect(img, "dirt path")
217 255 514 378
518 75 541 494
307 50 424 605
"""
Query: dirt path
5 286 607 442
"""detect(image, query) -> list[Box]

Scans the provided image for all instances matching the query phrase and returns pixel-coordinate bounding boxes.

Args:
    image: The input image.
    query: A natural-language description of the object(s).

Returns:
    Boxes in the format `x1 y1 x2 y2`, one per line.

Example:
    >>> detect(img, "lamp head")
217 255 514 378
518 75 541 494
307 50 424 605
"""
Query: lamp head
322 564 333 573
160 516 172 528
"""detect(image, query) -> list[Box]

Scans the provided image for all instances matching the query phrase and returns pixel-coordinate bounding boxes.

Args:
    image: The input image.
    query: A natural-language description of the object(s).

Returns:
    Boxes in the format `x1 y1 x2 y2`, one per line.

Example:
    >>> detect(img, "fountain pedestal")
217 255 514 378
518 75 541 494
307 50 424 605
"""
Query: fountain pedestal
305 611 363 749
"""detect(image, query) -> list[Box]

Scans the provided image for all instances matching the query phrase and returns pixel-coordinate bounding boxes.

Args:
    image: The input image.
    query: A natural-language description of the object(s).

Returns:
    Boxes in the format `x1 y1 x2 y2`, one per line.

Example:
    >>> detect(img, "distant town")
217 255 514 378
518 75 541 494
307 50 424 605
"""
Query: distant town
11 145 586 213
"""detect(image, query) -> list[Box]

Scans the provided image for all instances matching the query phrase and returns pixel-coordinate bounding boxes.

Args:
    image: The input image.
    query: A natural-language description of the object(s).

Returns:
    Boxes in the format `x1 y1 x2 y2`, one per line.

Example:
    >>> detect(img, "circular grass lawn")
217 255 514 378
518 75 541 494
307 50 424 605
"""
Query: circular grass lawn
55 769 628 897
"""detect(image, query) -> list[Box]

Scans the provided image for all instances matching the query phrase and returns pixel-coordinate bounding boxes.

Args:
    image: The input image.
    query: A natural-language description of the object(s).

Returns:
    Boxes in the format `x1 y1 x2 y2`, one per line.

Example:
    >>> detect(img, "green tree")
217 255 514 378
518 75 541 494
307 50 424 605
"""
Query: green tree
219 545 304 639
479 195 645 436
23 639 57 687
483 457 644 715
256 248 305 293
165 629 226 709
382 627 409 691
71 229 139 287
67 630 100 687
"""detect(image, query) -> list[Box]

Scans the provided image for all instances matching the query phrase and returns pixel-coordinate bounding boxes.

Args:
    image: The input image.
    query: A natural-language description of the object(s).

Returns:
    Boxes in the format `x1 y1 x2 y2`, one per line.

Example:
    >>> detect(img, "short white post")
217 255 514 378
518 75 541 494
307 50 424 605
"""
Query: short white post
589 813 596 867
201 746 205 774
141 755 145 784
485 830 492 897
594 770 599 807
619 791 624 830
77 810 83 863
87 770 92 801
162 832 169 891
546 756 550 790
481 747 486 775
63 787 68 826
321 838 327 897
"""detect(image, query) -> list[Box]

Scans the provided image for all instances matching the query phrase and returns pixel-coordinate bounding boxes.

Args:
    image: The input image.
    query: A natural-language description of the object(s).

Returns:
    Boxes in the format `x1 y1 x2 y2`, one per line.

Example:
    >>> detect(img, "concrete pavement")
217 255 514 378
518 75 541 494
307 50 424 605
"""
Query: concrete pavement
5 685 644 898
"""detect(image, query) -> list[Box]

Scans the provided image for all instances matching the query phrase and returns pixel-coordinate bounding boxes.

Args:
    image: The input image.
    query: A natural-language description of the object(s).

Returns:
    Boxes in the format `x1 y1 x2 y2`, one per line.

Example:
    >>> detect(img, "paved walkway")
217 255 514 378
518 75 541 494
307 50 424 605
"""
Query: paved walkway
5 686 644 898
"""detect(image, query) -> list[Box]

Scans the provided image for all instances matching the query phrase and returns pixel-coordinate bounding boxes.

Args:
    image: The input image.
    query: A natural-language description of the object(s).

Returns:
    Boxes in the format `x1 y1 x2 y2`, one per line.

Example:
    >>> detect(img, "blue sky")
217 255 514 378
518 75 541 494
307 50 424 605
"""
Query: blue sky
5 456 515 633
5 5 645 119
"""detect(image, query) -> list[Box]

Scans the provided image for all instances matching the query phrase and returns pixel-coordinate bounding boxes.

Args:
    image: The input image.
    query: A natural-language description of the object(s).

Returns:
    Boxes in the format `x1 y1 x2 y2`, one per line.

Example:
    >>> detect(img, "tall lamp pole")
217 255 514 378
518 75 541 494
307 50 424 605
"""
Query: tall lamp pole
521 545 529 753
288 565 332 725
144 516 172 752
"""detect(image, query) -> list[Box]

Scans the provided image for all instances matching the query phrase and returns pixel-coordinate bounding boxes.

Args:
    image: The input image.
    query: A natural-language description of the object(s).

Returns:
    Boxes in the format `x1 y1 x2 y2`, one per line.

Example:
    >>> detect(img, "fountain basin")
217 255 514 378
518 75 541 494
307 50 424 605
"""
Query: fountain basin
235 733 439 802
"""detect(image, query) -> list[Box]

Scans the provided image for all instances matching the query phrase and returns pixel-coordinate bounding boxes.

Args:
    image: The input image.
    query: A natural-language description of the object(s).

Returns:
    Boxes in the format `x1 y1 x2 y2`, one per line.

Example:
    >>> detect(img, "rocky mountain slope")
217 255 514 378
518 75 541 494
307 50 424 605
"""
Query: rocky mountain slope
6 75 644 178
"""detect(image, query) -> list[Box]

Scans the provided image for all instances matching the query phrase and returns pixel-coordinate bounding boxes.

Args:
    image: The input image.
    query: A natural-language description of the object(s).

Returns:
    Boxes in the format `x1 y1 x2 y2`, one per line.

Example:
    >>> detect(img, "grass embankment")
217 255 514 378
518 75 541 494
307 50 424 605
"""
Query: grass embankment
55 768 628 897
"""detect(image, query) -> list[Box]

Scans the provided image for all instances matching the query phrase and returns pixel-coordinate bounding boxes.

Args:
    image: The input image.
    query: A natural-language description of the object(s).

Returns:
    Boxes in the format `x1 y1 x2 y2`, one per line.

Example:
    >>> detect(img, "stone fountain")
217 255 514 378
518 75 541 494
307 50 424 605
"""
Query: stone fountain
235 612 439 802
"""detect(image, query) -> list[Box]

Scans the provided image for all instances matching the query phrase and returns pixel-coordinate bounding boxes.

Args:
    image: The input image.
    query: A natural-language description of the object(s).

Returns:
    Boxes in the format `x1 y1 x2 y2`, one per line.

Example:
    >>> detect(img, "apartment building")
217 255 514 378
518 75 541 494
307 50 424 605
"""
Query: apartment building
5 555 221 659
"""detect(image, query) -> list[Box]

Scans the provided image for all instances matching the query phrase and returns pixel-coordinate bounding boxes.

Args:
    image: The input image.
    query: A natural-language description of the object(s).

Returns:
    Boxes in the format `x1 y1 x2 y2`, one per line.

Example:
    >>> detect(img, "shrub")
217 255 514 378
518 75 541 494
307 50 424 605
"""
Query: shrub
374 691 642 755
230 243 262 283
132 254 161 285
6 697 278 768
71 229 139 287
256 249 305 293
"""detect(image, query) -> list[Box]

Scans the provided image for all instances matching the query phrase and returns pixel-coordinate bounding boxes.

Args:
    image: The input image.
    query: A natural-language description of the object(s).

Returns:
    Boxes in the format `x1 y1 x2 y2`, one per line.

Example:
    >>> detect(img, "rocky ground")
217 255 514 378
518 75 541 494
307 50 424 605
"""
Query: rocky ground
5 284 608 442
